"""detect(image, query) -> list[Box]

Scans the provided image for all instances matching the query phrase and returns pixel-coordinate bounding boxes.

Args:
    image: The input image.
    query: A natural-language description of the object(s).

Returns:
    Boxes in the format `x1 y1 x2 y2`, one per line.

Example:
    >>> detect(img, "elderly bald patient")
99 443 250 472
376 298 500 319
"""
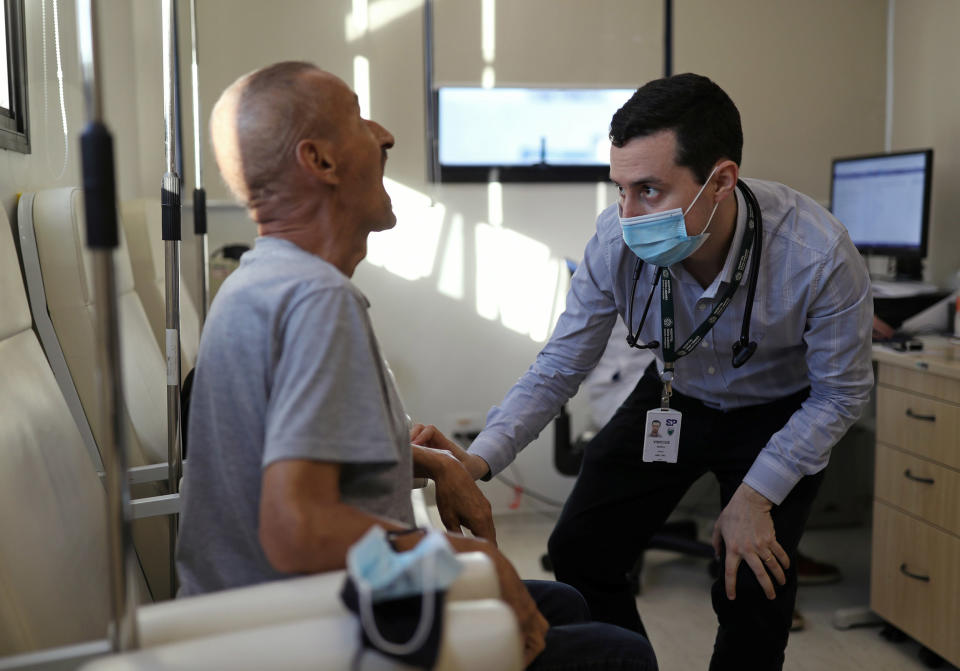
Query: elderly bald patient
176 62 655 670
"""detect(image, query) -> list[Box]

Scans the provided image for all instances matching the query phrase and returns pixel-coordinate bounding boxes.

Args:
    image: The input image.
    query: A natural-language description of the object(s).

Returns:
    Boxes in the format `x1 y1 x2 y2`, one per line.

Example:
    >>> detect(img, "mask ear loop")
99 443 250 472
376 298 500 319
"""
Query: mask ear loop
682 164 721 218
356 531 438 656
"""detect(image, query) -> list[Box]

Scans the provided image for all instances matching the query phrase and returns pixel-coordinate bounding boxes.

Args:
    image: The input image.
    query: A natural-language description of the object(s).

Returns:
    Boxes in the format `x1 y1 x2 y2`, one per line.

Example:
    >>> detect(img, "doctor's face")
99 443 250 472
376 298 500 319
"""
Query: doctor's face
609 129 717 237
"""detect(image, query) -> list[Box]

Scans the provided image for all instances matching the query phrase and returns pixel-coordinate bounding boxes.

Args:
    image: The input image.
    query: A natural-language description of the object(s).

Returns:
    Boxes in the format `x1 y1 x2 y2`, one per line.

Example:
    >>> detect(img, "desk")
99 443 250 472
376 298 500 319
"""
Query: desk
870 337 960 667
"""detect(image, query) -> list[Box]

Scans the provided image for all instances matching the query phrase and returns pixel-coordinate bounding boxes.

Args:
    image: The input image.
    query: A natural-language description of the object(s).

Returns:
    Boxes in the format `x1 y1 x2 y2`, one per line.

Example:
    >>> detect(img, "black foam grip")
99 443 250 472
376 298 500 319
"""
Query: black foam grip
80 122 119 249
193 188 207 235
161 186 182 241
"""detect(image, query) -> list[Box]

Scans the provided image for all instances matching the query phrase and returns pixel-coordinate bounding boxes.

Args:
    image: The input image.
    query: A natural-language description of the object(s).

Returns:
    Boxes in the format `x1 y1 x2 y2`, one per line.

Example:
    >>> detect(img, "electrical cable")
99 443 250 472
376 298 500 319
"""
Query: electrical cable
494 473 566 508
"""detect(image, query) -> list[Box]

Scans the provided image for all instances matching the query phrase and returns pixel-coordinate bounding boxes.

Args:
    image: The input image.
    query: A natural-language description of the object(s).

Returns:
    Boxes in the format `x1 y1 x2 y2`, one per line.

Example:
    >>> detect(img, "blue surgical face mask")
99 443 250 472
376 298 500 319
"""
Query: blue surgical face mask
620 166 721 267
347 526 463 657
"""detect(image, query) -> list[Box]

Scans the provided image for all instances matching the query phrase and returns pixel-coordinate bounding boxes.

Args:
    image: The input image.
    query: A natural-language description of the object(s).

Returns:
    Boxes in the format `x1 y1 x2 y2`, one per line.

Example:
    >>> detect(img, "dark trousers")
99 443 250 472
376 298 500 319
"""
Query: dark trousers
525 580 657 670
547 368 824 671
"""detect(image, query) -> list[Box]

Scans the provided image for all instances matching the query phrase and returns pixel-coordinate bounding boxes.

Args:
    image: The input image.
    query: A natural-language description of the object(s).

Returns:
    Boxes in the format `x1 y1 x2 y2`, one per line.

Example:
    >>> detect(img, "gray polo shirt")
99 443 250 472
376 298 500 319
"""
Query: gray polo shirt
176 236 414 597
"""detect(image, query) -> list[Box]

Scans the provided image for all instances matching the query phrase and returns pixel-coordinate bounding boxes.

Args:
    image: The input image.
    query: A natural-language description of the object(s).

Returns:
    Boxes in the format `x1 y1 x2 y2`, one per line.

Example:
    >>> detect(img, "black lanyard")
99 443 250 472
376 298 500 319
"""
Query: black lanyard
625 180 763 405
661 206 756 364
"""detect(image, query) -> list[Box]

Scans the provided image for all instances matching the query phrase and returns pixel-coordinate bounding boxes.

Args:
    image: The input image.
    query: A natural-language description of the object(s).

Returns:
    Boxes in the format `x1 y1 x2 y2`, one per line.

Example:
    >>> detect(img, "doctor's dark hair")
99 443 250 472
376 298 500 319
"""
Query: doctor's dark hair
610 73 743 184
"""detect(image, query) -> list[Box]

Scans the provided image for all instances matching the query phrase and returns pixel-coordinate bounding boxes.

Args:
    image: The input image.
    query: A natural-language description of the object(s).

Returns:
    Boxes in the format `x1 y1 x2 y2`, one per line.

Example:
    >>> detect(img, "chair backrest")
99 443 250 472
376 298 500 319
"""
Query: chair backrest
0 206 112 655
17 188 172 600
121 198 200 375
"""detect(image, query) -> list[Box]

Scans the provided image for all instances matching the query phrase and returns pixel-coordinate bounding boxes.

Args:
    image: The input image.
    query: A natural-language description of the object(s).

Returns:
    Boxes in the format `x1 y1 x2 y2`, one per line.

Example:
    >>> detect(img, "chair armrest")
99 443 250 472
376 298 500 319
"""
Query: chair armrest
87 601 522 671
138 552 500 647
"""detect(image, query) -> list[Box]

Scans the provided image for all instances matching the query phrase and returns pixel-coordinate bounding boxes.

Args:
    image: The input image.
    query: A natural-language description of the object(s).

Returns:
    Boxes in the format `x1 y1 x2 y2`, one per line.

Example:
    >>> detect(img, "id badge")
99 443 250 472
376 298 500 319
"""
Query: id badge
642 408 682 463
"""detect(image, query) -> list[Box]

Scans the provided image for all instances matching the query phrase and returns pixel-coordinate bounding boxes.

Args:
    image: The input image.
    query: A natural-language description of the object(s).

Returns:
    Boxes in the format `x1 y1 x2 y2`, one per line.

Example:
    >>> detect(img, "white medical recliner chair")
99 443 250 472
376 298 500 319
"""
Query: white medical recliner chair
0 207 114 656
17 187 172 599
120 198 200 376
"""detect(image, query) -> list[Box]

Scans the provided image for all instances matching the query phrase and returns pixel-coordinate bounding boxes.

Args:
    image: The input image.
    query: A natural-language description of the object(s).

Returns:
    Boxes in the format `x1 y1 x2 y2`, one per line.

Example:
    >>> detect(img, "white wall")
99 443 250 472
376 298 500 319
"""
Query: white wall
891 1 960 287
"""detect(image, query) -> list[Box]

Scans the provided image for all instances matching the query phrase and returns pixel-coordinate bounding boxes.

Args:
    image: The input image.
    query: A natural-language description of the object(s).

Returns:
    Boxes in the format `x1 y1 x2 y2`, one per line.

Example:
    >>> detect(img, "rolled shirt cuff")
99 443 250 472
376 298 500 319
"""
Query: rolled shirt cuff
742 451 802 506
467 433 511 481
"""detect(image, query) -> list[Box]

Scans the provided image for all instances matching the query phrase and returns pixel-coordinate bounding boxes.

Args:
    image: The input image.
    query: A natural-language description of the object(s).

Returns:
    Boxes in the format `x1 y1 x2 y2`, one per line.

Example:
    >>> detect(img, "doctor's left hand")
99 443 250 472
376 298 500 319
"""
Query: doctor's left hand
711 482 789 601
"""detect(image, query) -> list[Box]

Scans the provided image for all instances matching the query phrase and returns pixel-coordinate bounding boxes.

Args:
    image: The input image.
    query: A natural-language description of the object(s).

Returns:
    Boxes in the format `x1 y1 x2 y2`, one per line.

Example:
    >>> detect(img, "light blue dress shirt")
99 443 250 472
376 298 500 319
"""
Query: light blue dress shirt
470 178 874 504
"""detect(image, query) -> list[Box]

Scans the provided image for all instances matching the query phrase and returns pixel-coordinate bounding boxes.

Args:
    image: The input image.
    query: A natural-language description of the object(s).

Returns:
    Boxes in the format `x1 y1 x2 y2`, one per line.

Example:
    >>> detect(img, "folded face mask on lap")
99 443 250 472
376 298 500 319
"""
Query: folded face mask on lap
340 526 462 669
348 525 462 602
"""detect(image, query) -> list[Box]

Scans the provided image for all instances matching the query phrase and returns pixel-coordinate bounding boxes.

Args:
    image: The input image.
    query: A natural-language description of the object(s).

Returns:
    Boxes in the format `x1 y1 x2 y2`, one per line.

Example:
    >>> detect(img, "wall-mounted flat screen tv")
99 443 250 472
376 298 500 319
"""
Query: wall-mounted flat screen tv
435 87 635 182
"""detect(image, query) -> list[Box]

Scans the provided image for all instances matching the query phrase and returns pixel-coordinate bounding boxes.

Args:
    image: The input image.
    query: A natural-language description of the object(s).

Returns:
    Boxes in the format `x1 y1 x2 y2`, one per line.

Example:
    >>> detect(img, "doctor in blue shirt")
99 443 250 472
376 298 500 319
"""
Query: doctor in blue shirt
418 73 873 670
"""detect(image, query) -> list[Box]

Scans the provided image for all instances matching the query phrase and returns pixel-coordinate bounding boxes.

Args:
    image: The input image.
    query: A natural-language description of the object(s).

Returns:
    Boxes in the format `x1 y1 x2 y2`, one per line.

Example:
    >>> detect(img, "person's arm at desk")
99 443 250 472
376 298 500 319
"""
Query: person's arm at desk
873 315 895 340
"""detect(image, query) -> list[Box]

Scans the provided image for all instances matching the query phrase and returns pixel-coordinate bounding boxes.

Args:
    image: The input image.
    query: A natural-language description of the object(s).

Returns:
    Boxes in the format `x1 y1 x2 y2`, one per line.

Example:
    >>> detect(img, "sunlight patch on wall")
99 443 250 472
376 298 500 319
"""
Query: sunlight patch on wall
475 223 562 342
487 180 503 227
481 66 495 89
353 56 371 117
366 178 446 280
347 0 368 39
481 0 495 87
346 0 422 42
437 213 465 300
481 0 495 63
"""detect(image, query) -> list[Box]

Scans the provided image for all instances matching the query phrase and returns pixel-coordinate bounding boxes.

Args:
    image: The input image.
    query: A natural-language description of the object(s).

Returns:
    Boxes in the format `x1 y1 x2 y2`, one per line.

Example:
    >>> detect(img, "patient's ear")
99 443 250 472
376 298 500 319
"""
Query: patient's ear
296 139 338 185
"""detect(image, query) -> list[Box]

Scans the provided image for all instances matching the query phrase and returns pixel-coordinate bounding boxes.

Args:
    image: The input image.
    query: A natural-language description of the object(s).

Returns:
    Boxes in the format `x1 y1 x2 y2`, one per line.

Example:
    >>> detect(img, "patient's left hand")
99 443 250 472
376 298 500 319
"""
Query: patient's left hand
712 483 789 601
411 442 497 546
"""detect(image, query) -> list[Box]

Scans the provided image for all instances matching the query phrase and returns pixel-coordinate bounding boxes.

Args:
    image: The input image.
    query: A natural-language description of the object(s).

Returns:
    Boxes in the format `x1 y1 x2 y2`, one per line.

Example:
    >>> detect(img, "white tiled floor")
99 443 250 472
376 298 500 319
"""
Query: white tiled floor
495 511 955 671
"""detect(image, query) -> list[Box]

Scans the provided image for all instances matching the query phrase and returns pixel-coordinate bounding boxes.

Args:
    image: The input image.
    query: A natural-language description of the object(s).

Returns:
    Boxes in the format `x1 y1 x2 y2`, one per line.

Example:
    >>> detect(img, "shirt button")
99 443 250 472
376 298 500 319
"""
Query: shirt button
707 366 716 375
697 303 707 311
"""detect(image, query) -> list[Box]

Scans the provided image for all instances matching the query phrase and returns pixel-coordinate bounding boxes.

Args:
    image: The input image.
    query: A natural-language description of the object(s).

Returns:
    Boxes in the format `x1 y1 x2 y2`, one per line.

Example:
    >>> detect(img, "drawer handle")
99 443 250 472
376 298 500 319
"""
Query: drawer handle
899 563 931 583
904 469 934 485
905 408 936 422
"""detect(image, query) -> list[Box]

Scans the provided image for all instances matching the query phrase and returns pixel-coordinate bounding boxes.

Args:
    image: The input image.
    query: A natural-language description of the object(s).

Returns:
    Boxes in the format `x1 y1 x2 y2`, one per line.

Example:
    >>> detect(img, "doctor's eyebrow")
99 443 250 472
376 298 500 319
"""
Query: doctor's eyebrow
609 176 665 188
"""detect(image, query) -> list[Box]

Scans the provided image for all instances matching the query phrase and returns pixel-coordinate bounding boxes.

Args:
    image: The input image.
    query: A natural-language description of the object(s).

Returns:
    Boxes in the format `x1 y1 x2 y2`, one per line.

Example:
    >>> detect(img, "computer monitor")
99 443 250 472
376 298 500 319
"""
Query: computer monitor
829 149 933 278
434 86 635 182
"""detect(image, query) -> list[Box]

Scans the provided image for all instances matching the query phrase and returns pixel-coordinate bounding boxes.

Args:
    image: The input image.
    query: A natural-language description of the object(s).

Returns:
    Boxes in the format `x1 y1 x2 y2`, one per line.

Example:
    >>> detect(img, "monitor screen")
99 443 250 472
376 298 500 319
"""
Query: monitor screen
829 149 933 256
435 87 635 182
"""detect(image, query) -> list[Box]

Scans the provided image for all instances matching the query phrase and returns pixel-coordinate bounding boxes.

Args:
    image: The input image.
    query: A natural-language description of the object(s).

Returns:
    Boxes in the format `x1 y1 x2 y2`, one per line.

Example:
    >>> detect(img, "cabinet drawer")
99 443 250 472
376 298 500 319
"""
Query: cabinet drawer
876 386 960 469
878 364 960 405
875 444 960 536
871 502 960 667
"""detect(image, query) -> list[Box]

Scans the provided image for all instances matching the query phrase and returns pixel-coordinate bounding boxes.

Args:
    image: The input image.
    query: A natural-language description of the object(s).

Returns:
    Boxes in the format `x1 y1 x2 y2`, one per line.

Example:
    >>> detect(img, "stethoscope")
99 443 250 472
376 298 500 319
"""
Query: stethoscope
624 179 763 370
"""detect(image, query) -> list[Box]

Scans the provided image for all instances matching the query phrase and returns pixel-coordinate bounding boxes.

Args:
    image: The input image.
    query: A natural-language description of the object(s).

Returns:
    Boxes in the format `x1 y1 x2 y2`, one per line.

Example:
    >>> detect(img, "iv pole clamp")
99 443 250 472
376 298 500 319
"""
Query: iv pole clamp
161 0 184 599
76 0 139 652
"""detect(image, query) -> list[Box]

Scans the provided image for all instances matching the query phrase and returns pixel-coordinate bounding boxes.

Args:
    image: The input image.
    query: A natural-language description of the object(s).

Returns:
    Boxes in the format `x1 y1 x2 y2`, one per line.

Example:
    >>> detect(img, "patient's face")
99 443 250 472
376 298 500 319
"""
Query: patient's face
323 75 397 234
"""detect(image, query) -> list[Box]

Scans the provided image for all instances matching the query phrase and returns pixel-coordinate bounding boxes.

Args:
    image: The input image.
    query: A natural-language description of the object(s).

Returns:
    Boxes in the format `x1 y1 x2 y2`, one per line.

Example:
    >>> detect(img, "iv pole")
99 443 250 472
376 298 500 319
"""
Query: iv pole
161 0 184 599
76 0 140 651
189 0 209 326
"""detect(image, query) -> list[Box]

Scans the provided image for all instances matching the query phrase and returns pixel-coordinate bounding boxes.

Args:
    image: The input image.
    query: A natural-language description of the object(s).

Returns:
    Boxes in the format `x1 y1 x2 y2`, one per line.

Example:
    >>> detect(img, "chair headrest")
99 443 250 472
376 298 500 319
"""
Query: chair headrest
28 187 136 312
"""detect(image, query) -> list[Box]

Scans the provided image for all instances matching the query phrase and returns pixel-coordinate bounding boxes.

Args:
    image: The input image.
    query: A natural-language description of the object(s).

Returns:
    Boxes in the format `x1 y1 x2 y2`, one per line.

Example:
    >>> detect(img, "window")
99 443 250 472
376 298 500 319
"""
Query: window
1 0 29 153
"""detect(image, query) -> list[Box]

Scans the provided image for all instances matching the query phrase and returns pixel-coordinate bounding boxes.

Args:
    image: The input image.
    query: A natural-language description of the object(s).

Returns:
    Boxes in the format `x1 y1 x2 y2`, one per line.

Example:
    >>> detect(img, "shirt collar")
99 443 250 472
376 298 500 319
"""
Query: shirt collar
694 185 748 300
719 185 749 285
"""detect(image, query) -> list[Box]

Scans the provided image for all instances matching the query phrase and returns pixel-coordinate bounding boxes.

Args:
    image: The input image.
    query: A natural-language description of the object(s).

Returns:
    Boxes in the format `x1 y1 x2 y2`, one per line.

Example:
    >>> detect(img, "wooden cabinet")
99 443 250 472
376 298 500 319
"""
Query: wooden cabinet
871 341 960 667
